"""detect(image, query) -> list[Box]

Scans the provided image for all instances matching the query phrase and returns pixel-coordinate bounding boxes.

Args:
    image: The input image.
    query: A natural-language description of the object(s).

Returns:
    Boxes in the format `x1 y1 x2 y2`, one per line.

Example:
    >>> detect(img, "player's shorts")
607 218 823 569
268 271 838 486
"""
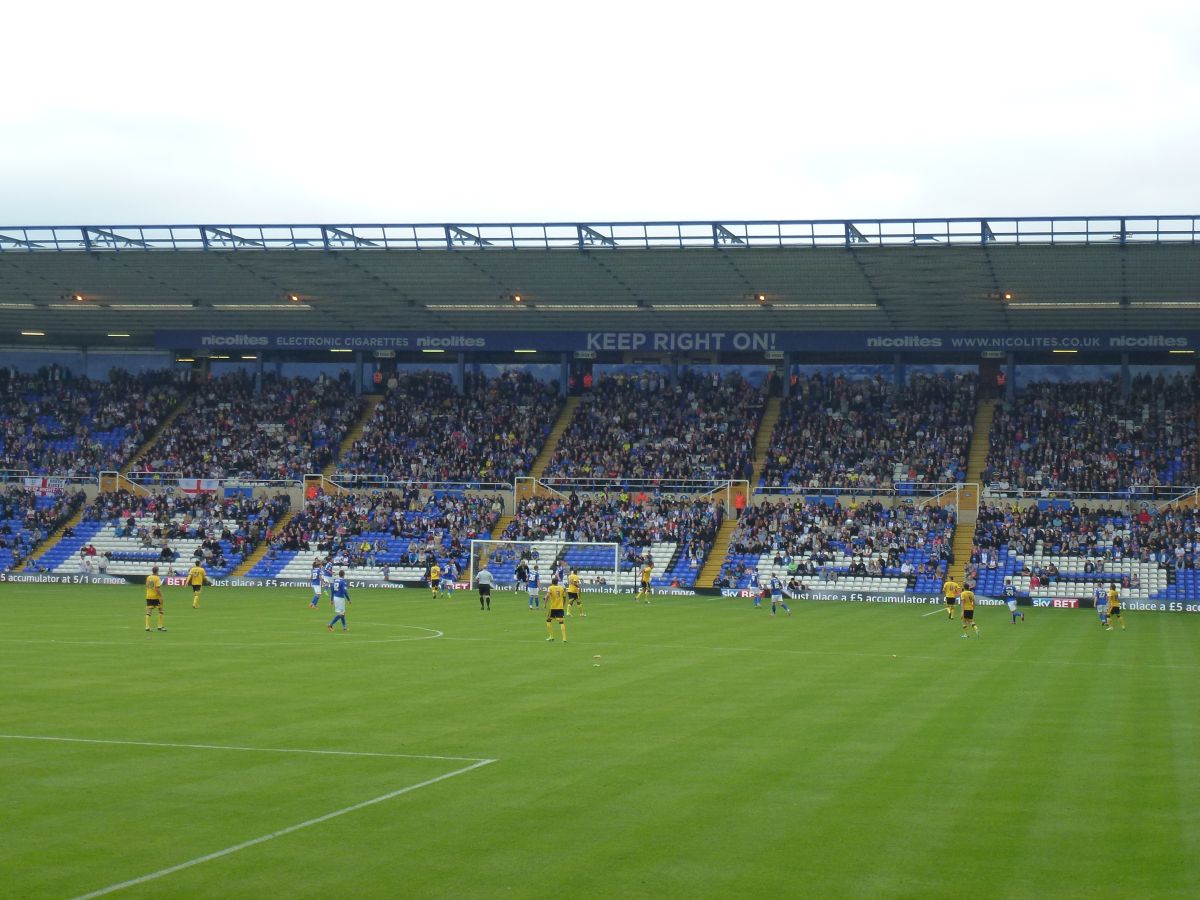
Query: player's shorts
641 580 651 590
567 591 579 602
145 599 162 608
1110 605 1121 617
548 608 565 619
962 609 974 621
478 584 491 596
191 584 202 593
1006 599 1019 611
944 597 957 605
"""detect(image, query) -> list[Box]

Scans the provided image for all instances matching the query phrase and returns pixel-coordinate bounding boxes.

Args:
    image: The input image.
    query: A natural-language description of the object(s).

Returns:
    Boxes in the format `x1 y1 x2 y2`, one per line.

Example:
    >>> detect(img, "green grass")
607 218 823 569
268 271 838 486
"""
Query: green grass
2 584 1198 899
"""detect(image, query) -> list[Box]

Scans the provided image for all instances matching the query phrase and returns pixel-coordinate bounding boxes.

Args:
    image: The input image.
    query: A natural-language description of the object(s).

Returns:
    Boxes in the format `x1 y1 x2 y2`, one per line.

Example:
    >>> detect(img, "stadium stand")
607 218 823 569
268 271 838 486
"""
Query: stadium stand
983 373 1200 494
543 370 764 482
140 371 364 480
0 487 87 571
336 371 560 483
759 372 977 490
0 369 188 476
716 498 956 595
250 489 502 582
970 501 1199 603
496 493 725 588
39 490 290 578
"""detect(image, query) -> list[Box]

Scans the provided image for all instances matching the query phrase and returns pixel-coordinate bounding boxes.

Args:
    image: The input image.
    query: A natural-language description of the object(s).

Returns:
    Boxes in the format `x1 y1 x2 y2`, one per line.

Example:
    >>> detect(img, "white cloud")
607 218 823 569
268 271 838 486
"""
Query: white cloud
1 0 1197 223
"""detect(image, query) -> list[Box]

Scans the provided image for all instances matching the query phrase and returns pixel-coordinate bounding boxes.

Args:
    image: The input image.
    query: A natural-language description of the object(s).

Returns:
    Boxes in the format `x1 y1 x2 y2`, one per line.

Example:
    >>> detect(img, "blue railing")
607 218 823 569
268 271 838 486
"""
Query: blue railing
1 217 1198 253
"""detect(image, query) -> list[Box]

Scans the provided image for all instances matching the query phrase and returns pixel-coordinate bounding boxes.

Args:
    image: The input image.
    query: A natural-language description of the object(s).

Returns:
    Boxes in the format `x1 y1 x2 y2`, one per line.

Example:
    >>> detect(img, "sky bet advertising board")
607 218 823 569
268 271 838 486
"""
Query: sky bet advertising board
155 330 1200 354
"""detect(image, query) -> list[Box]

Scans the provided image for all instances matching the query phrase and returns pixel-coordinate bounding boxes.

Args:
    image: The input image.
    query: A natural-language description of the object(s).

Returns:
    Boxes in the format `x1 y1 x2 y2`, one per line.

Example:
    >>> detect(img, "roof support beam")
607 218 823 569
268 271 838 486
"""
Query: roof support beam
845 223 870 246
577 225 616 249
84 228 150 250
444 226 491 248
712 224 745 247
321 227 379 249
0 233 43 250
202 228 265 249
980 220 996 244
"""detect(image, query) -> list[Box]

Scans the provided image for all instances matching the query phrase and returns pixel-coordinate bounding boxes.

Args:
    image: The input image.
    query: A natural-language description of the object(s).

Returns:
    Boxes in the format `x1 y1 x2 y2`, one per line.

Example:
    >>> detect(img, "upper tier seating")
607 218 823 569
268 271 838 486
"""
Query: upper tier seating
760 372 977 490
543 371 764 482
142 371 364 480
0 369 187 476
337 371 561 484
984 374 1200 494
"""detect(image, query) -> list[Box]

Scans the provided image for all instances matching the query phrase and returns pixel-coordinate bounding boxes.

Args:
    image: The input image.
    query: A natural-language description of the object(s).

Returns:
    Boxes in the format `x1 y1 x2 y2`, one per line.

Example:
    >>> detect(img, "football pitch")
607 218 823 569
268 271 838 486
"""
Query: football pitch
2 584 1198 899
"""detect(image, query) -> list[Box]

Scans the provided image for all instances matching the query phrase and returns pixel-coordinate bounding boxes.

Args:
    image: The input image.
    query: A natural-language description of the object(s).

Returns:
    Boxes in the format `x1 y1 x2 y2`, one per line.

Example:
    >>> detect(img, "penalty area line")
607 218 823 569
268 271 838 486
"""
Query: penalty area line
68 756 497 900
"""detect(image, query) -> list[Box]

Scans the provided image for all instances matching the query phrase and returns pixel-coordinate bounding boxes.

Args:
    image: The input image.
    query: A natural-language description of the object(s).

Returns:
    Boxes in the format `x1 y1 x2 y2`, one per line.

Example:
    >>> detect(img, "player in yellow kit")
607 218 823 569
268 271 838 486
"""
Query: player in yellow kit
1106 583 1125 631
429 562 441 600
637 562 653 604
186 562 207 609
566 570 585 617
545 577 568 642
144 566 166 633
960 583 979 637
942 577 961 620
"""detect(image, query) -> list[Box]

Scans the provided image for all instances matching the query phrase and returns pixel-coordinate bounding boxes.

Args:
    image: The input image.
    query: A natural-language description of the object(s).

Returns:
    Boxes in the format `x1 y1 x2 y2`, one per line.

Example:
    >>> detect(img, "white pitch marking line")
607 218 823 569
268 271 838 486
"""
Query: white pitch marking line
68 757 497 899
922 608 947 617
0 734 488 763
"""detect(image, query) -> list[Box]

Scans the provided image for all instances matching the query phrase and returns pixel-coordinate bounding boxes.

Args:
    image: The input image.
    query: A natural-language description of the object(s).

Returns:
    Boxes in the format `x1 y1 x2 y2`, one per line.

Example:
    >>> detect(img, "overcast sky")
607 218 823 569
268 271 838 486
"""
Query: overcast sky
2 0 1198 225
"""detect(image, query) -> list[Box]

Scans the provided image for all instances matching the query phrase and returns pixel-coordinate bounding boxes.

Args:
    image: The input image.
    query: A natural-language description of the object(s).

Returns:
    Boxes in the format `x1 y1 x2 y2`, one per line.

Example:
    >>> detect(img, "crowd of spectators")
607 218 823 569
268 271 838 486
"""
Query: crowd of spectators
337 371 560 484
268 490 502 569
0 367 188 476
503 492 723 557
759 372 977 489
142 371 363 480
973 501 1199 574
719 497 956 586
984 374 1200 494
543 371 764 482
0 487 87 569
83 489 291 569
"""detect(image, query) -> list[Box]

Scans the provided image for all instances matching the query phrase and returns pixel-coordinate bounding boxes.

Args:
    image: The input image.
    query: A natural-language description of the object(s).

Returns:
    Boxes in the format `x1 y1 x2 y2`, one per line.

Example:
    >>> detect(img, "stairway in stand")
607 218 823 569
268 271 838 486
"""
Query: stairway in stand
234 507 300 577
120 394 194 476
696 517 739 588
528 396 580 480
748 396 781 487
697 396 780 588
948 397 998 583
322 395 381 479
18 506 87 572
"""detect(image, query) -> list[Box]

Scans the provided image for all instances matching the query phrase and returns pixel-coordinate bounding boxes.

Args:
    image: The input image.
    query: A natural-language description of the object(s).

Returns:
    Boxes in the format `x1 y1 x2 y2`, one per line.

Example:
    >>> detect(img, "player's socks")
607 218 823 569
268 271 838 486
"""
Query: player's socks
145 614 151 630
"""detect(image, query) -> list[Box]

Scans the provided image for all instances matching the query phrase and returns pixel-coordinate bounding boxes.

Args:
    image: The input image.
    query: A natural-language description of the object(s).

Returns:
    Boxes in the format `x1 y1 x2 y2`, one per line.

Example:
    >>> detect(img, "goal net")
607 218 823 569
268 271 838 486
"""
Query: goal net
469 539 620 591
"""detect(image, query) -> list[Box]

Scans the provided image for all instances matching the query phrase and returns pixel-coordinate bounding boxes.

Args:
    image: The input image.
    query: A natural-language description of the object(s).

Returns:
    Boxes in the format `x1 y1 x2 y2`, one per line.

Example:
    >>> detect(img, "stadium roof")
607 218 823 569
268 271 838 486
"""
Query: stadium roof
2 216 1199 348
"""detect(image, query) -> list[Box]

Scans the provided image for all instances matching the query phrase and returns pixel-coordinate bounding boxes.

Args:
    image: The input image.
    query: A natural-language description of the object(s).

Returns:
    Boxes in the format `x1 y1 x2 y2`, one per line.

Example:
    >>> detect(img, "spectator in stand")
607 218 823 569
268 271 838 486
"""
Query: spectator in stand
983 374 1200 494
502 492 724 576
338 371 560 484
0 369 187 476
725 497 955 587
145 371 363 480
270 490 500 570
760 371 977 489
0 487 86 569
544 370 764 482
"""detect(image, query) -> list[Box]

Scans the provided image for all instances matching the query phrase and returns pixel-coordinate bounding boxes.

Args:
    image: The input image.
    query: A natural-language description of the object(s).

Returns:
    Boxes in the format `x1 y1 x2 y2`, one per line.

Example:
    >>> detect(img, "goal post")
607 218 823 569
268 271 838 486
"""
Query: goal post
469 539 620 590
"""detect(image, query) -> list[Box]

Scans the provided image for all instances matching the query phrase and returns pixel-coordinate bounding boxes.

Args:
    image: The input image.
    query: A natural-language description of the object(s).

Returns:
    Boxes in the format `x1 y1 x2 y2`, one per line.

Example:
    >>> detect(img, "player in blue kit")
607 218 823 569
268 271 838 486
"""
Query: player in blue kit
749 569 762 608
322 557 335 598
441 560 457 599
327 570 351 632
1005 579 1024 623
527 566 541 609
309 558 324 608
1094 584 1109 628
769 575 791 617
